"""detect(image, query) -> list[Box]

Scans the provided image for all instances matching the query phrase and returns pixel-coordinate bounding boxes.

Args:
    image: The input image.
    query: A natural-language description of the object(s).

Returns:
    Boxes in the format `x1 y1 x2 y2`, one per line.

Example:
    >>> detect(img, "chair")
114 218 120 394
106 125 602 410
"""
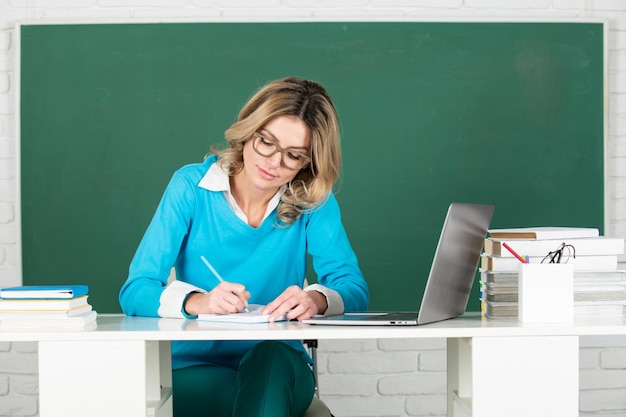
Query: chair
302 339 334 417
303 397 333 417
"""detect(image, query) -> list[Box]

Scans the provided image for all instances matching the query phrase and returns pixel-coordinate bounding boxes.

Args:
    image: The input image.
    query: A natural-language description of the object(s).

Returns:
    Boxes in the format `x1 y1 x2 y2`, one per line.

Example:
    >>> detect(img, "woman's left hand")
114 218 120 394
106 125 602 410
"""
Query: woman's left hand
262 285 328 322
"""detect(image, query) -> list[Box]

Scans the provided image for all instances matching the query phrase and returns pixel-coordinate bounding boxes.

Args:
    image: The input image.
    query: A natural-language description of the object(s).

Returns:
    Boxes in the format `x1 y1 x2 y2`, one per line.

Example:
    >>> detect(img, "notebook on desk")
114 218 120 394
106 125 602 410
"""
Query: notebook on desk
302 202 494 326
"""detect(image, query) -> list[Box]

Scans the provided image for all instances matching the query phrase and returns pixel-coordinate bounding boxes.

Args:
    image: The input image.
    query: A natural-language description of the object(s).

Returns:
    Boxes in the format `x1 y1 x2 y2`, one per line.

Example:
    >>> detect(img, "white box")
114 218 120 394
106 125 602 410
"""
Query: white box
518 263 574 323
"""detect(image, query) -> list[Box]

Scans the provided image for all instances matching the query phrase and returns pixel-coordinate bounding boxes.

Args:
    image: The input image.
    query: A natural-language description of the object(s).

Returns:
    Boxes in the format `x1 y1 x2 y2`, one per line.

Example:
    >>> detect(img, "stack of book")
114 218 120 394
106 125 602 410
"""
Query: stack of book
0 285 97 329
479 227 626 319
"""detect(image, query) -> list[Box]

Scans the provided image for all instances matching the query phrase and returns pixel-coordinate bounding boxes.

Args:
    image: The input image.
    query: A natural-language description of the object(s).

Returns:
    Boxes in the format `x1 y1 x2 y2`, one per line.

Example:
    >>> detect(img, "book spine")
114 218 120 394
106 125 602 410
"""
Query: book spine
0 285 89 299
0 305 93 319
0 296 89 311
488 228 600 240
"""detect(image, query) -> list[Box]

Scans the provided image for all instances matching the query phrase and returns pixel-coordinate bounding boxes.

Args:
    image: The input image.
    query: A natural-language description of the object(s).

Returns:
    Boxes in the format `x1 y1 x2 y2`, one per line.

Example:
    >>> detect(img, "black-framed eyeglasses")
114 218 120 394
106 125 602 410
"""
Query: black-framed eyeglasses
541 242 576 264
251 132 311 171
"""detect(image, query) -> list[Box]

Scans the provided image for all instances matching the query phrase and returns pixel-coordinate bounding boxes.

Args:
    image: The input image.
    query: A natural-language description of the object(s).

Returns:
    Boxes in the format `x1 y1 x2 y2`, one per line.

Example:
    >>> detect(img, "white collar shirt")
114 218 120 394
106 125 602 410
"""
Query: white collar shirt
197 161 285 225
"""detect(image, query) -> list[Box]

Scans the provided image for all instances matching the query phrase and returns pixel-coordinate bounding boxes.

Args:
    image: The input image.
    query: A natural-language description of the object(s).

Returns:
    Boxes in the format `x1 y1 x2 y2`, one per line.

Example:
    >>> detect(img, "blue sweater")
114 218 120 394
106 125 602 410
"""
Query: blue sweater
119 156 369 369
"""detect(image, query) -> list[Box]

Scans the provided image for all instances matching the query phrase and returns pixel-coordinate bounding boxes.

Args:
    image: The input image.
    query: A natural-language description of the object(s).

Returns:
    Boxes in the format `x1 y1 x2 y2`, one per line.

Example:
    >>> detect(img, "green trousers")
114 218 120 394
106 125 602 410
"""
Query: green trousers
172 341 315 417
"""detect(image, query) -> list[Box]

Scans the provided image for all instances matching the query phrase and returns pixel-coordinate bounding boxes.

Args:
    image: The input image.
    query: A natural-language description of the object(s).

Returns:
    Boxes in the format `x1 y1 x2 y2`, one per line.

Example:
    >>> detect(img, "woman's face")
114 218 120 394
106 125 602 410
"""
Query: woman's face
241 115 311 192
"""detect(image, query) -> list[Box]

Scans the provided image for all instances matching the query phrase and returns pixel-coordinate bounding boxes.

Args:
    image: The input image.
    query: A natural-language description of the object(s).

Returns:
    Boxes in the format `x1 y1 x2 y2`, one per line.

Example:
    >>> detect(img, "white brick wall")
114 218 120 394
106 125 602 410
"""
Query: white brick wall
1 1 626 416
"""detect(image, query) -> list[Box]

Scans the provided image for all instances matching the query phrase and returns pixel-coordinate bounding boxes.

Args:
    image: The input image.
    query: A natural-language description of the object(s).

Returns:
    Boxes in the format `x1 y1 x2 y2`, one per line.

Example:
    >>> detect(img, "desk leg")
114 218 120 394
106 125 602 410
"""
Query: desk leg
447 339 458 417
447 338 473 417
448 336 579 417
39 340 173 417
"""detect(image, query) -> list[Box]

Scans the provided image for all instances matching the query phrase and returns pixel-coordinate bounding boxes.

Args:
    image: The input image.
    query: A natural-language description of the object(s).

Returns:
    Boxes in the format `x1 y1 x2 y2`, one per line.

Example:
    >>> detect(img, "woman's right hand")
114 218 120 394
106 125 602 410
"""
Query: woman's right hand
184 282 250 316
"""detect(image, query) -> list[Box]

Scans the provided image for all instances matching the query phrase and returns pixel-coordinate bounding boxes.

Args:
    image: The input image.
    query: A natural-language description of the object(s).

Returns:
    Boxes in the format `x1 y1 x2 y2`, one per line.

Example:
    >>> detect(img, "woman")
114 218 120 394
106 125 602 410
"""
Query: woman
119 77 369 417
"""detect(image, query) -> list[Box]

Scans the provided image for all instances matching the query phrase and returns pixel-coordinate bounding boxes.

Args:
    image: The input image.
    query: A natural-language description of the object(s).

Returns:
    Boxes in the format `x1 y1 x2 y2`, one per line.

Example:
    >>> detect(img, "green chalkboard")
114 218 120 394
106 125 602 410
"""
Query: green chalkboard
20 22 605 314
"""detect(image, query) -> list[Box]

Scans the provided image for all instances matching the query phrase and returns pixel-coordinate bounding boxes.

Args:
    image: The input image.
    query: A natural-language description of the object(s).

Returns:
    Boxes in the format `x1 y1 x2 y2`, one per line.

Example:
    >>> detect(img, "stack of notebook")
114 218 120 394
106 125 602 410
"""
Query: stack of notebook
480 227 626 319
0 285 97 329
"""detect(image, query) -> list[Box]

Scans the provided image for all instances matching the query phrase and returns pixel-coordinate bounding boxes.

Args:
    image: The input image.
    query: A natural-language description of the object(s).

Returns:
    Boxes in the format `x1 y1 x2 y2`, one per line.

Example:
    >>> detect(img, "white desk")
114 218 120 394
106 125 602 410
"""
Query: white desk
2 313 626 417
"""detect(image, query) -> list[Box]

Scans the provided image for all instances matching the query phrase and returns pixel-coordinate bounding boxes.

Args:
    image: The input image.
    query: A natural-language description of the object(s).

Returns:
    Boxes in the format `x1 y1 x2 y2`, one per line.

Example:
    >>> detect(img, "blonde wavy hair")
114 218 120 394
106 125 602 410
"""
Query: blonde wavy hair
213 77 341 226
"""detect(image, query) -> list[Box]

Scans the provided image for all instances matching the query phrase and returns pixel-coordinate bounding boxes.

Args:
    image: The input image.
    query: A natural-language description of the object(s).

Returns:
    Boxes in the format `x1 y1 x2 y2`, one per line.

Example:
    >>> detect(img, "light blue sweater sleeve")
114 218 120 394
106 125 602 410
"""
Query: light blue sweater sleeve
119 166 198 317
305 194 369 312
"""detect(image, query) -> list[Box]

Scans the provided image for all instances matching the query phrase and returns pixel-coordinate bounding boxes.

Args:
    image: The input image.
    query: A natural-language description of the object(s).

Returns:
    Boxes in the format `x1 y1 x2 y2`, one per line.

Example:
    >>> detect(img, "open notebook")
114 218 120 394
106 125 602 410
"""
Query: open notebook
302 203 494 326
197 304 286 324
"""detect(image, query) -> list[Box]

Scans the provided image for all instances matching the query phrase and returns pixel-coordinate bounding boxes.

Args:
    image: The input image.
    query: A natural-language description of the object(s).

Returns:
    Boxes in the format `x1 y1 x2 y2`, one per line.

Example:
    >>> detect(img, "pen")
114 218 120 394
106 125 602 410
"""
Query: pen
501 242 529 264
200 255 249 312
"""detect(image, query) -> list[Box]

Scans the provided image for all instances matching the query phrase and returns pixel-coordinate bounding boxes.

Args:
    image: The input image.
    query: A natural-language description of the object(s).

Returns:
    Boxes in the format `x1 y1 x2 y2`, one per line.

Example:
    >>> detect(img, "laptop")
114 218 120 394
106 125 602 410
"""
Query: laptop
302 202 494 326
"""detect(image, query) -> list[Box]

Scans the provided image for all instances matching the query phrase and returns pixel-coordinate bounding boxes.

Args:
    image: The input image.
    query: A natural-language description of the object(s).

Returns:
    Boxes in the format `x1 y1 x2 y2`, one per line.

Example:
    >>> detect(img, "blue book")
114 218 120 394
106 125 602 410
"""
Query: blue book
0 285 89 299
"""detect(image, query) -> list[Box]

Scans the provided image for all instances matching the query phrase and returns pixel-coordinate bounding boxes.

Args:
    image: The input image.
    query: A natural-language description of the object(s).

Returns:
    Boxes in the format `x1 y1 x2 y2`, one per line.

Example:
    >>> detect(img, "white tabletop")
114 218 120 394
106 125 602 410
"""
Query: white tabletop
2 312 626 342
